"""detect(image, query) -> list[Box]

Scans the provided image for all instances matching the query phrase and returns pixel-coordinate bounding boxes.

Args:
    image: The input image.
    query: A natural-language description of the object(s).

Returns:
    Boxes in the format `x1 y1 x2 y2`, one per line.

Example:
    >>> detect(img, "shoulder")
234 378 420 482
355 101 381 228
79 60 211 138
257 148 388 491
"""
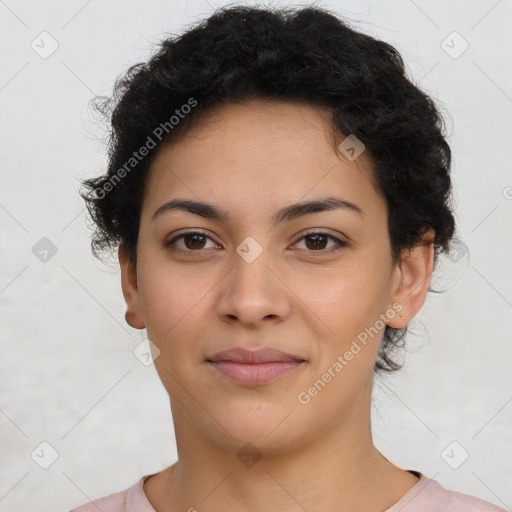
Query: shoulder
439 484 508 512
394 473 508 512
69 474 154 512
69 486 129 512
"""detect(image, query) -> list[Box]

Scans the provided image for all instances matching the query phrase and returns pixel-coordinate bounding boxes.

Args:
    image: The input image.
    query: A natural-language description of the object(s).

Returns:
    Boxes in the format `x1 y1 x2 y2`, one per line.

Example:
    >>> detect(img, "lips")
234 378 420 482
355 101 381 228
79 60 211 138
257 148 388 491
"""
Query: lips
207 347 305 364
206 347 306 386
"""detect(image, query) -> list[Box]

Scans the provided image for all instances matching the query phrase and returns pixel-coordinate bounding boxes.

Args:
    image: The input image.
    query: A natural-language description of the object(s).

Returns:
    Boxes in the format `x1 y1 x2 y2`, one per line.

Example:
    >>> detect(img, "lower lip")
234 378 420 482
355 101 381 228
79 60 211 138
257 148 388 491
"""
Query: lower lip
207 360 305 385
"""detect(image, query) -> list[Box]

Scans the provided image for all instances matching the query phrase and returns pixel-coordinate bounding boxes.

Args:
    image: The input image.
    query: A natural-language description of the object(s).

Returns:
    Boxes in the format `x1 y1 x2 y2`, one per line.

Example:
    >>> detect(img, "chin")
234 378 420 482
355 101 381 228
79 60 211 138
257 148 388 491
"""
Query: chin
209 402 307 453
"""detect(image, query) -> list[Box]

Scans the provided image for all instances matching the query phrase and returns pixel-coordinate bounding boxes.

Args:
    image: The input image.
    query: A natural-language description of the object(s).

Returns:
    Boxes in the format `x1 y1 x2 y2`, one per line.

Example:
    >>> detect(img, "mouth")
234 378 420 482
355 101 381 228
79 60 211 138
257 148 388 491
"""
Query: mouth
206 347 306 386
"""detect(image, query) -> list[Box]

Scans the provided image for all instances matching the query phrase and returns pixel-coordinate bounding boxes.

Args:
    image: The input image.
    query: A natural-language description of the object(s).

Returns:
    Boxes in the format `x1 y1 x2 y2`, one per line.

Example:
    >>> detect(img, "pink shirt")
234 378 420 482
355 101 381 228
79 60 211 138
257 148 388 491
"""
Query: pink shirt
70 471 508 511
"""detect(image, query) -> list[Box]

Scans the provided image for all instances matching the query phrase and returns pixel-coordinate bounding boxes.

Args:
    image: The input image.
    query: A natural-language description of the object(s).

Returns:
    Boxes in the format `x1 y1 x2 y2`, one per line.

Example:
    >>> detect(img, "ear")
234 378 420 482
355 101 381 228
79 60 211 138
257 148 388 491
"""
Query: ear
387 228 435 329
119 244 146 329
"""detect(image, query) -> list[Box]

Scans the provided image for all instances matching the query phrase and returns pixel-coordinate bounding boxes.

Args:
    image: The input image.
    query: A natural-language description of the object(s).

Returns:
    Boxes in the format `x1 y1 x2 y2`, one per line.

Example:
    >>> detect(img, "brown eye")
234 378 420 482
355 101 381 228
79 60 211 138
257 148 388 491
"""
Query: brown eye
304 233 329 250
181 233 208 250
163 230 347 257
294 232 347 255
164 231 219 256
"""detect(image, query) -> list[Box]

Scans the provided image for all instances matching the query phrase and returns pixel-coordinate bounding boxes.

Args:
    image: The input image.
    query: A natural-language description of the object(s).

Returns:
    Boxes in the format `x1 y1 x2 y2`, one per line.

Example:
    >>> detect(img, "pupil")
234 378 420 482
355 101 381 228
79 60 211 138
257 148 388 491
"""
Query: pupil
306 234 326 250
186 234 205 250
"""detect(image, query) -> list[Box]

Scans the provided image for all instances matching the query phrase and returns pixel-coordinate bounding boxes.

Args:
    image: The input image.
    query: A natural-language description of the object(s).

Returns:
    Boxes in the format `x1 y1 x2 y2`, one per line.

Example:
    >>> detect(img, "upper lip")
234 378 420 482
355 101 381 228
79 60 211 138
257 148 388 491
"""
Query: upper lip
206 347 305 363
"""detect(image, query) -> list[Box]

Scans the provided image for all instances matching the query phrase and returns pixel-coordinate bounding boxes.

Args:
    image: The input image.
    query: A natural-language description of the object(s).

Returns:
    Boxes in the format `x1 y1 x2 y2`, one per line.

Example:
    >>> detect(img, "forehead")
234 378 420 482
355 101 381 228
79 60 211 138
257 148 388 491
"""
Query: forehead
142 99 384 221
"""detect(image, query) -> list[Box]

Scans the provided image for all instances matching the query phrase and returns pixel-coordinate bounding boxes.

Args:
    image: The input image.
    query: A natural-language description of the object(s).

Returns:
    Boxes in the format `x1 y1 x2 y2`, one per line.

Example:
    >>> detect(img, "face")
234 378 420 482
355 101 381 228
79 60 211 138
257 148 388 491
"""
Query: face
120 99 433 454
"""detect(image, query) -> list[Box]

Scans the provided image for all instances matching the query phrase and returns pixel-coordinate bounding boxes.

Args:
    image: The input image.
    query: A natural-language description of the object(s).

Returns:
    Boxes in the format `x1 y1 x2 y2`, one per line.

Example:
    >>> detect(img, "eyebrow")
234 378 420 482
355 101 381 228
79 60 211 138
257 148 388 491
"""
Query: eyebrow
151 196 365 226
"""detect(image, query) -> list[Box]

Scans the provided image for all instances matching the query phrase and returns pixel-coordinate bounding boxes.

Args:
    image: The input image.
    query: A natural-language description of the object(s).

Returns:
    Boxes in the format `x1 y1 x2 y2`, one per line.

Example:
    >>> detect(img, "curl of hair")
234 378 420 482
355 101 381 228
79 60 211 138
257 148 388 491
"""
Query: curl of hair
80 4 457 374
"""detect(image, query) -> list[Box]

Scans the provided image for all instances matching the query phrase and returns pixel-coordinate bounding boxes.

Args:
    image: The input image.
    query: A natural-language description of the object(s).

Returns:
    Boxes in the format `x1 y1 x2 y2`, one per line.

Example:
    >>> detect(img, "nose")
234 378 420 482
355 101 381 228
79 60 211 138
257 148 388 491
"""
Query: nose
216 246 292 328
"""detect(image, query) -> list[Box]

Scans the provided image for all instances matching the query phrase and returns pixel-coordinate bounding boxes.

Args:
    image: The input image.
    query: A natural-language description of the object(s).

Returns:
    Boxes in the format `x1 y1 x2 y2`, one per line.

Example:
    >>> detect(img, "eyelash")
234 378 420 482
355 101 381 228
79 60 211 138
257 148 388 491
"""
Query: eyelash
163 230 348 257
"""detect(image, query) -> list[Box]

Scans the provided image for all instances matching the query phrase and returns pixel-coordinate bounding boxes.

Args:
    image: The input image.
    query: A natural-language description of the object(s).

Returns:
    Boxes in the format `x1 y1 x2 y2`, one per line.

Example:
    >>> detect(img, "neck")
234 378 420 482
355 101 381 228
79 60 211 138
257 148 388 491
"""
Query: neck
148 398 418 512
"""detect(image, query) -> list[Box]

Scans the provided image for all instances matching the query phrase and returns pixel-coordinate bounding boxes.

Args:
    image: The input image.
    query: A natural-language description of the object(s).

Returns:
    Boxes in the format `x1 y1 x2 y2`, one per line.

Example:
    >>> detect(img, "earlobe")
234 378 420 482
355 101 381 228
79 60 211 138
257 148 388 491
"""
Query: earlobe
119 244 146 329
387 229 436 329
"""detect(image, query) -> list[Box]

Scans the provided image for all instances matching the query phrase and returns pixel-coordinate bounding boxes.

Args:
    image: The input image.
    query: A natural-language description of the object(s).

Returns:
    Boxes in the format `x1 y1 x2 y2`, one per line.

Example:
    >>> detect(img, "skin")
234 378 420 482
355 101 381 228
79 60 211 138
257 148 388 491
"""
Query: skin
119 98 435 512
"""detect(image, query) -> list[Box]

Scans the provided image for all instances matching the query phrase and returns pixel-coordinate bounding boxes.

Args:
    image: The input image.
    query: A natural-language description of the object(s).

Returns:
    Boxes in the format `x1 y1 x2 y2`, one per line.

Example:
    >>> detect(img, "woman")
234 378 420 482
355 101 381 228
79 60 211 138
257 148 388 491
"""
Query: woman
71 4 506 511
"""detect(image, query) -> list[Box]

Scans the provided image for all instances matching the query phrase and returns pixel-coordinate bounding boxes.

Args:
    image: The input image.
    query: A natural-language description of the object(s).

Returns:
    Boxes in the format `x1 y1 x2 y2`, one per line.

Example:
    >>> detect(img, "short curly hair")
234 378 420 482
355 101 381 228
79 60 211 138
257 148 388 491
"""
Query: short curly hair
80 3 457 374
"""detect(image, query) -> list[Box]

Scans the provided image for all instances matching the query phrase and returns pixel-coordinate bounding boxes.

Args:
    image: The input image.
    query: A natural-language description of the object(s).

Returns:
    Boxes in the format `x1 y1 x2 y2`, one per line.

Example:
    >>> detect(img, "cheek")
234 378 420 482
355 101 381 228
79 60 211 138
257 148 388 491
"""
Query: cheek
138 266 190 340
296 256 384 327
137 260 219 368
296 256 390 367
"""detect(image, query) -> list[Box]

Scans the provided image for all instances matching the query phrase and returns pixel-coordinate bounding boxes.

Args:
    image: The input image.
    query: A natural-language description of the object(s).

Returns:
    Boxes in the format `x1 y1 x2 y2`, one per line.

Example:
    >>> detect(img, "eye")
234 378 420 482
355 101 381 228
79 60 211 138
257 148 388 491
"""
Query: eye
164 231 219 256
163 230 348 257
292 231 348 256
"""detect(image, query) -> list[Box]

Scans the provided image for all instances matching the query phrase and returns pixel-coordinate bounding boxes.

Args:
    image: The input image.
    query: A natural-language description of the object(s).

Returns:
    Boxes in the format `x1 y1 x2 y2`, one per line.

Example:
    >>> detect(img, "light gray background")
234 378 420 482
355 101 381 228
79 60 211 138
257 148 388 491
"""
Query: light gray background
1 0 511 510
